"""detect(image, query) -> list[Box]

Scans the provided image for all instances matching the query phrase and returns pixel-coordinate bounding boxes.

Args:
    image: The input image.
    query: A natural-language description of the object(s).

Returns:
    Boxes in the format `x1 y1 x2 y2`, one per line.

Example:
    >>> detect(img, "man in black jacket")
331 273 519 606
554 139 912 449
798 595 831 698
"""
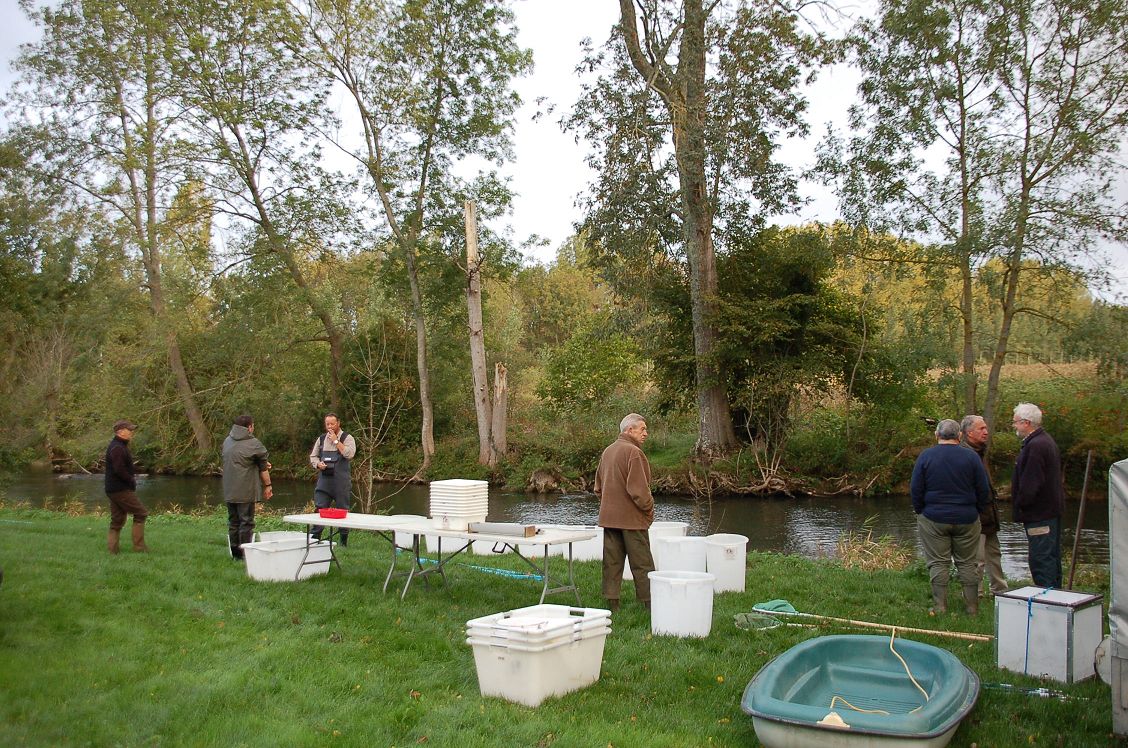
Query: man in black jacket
1011 402 1065 587
961 415 1008 596
104 419 148 554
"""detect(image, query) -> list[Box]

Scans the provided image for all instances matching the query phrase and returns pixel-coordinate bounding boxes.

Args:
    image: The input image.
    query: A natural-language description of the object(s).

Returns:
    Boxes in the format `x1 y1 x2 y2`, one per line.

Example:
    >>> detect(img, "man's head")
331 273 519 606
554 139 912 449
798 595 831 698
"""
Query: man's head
234 414 254 433
324 413 340 433
619 413 648 444
1012 402 1042 438
935 419 961 442
961 415 989 449
113 419 137 440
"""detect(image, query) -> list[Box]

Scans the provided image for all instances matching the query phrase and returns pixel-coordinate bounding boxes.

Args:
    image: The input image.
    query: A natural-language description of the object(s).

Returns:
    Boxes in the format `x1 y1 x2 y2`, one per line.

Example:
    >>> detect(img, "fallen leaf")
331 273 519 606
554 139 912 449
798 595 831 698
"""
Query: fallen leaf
716 675 724 683
410 690 422 700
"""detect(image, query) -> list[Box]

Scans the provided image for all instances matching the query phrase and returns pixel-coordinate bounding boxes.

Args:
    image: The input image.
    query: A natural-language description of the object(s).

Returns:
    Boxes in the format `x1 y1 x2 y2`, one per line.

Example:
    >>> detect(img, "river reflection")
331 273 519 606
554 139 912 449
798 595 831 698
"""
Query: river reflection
2 468 1108 579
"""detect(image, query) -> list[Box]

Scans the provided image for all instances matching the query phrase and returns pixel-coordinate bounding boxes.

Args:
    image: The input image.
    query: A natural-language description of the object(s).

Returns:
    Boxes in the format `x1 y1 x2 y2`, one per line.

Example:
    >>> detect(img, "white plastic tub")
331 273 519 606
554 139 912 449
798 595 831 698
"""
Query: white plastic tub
467 630 610 706
705 533 748 592
466 604 612 644
242 538 333 582
655 535 707 572
626 520 688 579
649 570 715 637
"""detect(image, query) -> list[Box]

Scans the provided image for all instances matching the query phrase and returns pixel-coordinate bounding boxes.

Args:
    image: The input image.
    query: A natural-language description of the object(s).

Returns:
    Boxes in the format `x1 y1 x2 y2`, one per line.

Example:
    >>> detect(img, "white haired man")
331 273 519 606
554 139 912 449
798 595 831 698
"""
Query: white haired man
595 413 655 612
1011 402 1065 587
960 415 1008 597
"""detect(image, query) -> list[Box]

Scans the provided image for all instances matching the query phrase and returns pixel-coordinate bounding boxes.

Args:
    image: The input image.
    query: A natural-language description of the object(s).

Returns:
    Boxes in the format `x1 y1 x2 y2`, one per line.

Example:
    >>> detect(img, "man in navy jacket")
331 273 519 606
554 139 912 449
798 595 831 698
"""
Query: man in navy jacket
1011 402 1065 587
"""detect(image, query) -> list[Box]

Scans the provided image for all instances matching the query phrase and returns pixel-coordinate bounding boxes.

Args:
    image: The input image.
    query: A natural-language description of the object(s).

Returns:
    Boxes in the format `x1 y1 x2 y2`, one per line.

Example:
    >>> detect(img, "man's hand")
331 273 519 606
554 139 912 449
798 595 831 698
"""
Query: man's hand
263 486 273 501
317 460 327 470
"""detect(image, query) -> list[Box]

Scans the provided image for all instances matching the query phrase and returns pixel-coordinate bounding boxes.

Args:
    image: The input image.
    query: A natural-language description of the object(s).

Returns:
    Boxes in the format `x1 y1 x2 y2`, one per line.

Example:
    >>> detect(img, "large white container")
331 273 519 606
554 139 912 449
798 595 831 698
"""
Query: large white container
257 531 307 543
649 570 715 637
654 536 707 572
705 533 749 593
472 537 513 555
996 586 1104 683
466 604 612 645
626 520 689 580
242 538 333 582
467 633 610 707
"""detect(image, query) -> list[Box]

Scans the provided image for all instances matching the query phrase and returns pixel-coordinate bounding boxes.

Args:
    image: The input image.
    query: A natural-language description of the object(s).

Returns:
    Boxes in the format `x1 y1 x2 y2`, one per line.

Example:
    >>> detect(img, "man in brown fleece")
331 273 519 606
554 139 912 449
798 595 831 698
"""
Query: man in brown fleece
595 413 655 611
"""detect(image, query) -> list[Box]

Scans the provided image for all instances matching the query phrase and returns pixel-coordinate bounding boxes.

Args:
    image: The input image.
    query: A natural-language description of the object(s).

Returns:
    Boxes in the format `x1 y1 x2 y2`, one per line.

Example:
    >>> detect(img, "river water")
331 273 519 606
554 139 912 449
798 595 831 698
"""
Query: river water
2 468 1109 579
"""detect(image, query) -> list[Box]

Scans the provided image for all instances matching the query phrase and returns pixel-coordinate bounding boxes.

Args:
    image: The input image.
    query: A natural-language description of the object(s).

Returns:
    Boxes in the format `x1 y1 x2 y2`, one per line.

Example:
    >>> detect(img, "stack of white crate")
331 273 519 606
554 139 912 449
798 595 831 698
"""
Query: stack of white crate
429 478 488 531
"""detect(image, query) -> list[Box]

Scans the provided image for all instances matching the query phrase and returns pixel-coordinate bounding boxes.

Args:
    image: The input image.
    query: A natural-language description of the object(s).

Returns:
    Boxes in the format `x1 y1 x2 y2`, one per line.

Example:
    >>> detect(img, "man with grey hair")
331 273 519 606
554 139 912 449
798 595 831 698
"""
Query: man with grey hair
595 413 655 612
960 414 1007 596
1011 402 1064 587
911 419 991 614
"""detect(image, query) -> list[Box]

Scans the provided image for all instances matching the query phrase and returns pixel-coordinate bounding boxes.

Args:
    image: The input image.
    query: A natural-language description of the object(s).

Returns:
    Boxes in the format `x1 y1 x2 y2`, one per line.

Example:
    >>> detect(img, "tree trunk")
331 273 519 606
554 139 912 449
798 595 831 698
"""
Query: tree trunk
491 363 508 457
983 197 1030 435
464 201 494 466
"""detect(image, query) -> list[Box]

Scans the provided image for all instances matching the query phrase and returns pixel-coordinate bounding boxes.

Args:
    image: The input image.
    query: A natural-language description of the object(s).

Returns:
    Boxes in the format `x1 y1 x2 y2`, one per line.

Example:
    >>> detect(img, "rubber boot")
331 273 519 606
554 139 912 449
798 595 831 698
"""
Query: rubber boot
604 599 620 612
931 583 948 613
963 584 979 615
107 529 121 555
131 523 149 553
641 600 651 611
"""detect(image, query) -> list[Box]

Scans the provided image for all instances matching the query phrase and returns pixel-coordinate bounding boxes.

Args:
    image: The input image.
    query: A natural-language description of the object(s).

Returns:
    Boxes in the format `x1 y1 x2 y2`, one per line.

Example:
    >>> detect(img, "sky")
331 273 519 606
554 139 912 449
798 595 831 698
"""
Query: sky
2 0 1124 297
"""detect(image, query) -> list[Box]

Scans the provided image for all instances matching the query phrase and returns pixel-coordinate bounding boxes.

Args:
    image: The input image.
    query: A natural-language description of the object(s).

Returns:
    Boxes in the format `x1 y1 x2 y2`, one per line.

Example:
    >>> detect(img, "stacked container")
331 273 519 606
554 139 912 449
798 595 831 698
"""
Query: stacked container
429 478 489 531
465 604 612 707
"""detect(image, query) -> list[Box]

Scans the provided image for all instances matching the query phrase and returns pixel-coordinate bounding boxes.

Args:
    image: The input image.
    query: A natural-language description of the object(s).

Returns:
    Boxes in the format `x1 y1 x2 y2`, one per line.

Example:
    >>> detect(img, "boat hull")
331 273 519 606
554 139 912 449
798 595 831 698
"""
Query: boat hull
742 634 979 748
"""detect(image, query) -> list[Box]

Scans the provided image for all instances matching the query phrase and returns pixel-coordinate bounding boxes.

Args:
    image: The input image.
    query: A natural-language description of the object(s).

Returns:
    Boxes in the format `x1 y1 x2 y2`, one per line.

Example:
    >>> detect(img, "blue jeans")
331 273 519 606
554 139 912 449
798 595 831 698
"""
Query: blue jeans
1025 517 1062 588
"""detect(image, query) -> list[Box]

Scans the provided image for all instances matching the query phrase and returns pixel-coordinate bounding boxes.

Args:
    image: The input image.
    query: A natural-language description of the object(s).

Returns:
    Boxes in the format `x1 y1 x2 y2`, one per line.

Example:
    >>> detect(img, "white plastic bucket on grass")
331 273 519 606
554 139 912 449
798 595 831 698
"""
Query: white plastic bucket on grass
705 533 748 592
626 520 688 579
655 536 707 572
648 570 715 637
242 538 333 582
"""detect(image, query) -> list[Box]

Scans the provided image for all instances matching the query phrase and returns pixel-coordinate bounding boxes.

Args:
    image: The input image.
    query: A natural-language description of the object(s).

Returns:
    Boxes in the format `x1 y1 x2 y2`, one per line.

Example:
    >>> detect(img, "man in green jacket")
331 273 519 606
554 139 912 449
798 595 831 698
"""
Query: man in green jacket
221 414 272 560
595 413 655 612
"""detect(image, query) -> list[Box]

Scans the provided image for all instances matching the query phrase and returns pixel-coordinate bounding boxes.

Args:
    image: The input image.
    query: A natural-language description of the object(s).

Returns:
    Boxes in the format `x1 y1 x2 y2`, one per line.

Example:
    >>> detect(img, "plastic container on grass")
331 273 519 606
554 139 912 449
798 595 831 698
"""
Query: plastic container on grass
466 629 610 707
625 520 688 580
654 535 707 572
242 538 333 582
649 570 715 637
705 533 748 592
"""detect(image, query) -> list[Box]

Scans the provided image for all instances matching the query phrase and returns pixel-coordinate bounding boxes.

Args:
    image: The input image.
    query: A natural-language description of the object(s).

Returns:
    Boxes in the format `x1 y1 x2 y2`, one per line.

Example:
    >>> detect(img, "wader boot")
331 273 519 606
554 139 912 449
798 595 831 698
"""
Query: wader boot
108 529 121 555
931 583 948 613
604 599 620 612
962 584 979 615
131 523 149 553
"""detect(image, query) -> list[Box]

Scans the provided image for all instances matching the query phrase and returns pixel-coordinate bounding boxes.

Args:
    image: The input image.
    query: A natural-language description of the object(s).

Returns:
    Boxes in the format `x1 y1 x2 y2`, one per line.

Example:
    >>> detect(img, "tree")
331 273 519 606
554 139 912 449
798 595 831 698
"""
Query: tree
296 0 530 469
13 0 214 452
570 0 832 456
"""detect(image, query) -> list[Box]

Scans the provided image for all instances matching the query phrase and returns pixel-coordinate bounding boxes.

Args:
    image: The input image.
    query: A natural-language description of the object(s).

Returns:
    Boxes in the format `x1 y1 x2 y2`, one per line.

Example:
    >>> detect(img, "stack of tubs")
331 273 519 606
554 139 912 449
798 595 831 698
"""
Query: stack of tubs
648 532 749 637
466 604 612 707
429 479 489 530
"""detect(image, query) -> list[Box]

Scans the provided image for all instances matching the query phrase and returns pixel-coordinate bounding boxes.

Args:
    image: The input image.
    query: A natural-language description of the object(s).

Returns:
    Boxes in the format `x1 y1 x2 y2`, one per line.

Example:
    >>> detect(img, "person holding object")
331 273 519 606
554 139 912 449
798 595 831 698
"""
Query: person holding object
595 413 655 612
1011 402 1065 588
309 413 356 546
221 414 272 560
104 419 148 554
960 414 1008 597
911 418 991 614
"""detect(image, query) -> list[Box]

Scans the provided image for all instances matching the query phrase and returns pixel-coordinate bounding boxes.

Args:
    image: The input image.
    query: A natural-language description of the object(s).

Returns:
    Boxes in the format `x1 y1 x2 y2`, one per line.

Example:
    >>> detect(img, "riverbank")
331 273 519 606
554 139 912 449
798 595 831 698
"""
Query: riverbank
0 507 1112 746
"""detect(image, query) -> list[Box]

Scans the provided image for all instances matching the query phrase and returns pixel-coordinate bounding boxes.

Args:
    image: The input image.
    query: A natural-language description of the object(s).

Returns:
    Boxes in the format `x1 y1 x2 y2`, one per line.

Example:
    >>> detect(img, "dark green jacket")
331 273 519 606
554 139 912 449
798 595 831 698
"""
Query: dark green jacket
221 424 269 504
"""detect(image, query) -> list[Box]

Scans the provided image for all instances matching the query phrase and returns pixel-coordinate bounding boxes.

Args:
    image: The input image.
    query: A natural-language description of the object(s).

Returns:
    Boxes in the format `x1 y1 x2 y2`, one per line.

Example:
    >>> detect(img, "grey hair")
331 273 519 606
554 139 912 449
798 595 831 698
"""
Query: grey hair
1013 402 1043 426
619 413 646 433
960 414 985 433
935 419 961 440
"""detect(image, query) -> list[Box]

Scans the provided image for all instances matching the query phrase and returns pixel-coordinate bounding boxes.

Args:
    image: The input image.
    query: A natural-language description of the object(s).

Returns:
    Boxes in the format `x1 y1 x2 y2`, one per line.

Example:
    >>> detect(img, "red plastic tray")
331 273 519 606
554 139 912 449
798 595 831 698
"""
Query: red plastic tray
318 508 348 519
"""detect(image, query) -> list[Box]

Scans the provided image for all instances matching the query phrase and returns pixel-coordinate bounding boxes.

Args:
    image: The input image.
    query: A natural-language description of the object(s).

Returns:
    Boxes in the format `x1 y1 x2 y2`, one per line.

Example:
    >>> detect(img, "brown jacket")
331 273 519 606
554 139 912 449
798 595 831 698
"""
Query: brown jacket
595 433 654 530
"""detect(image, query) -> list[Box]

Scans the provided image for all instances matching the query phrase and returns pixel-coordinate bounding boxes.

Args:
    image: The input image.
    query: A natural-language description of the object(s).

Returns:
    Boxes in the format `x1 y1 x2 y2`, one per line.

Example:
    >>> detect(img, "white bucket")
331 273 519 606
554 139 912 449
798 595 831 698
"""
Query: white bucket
648 570 715 637
625 520 688 580
655 536 707 572
705 533 748 593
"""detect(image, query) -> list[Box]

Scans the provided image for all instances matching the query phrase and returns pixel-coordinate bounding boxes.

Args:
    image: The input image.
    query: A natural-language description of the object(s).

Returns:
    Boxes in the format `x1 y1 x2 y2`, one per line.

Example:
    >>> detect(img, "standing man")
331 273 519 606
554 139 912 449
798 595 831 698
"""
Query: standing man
309 413 356 546
104 419 148 554
222 414 272 560
961 414 1008 597
595 413 655 612
911 419 991 614
1011 402 1065 588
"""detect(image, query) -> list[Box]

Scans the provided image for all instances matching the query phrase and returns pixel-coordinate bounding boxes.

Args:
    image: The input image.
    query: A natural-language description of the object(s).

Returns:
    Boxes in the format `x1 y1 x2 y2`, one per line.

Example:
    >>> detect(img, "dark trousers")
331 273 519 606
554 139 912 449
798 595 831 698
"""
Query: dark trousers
1025 517 1062 588
227 501 256 559
107 490 148 531
311 488 351 544
602 528 655 603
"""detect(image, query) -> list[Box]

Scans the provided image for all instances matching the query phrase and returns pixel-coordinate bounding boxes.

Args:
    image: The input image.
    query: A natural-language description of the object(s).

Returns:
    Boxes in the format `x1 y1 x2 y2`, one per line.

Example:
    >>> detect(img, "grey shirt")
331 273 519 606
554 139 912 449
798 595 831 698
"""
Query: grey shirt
222 424 269 504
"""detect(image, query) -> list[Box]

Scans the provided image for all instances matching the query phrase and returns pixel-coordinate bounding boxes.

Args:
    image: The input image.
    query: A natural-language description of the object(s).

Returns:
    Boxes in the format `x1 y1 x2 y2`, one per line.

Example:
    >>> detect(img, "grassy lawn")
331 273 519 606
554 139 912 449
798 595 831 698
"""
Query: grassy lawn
0 507 1116 747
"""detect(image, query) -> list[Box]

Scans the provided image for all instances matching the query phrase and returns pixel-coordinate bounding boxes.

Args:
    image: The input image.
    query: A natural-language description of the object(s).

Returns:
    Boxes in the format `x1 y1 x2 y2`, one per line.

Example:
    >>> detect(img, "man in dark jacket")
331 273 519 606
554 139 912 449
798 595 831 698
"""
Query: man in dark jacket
961 415 1008 596
221 415 273 560
911 419 991 614
595 413 655 612
104 419 148 554
1011 402 1065 587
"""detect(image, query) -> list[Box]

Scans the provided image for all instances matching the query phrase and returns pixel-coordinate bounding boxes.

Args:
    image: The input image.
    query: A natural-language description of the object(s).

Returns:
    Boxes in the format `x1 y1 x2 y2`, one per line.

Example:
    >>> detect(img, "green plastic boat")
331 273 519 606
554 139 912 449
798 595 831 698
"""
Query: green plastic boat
741 634 979 748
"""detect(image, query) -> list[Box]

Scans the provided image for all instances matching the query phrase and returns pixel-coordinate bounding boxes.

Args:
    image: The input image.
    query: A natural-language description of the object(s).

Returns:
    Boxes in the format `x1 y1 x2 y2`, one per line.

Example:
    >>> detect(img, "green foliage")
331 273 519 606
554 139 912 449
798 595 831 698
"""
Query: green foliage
536 314 644 414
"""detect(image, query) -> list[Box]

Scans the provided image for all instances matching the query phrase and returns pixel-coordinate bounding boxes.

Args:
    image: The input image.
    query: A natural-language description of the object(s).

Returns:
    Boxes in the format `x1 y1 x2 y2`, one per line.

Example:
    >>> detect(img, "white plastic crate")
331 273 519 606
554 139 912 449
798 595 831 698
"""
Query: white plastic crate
242 538 333 582
466 630 609 706
996 586 1103 683
466 604 611 644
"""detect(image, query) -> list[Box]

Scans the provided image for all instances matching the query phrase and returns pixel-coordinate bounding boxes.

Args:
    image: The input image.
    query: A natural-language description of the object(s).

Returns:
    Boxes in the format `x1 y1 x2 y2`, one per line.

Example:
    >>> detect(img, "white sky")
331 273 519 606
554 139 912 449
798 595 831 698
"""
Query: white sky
3 0 1125 297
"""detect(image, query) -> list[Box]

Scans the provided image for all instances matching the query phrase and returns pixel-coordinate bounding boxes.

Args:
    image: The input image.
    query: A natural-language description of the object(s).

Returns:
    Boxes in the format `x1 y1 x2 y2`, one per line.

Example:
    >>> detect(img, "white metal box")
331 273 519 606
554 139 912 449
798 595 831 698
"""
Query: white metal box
996 586 1103 683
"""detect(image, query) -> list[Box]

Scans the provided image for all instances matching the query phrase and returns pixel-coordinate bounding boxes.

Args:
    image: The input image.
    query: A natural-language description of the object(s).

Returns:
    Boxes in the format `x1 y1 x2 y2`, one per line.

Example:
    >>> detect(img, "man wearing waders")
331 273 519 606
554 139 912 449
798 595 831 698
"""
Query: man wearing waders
309 413 357 545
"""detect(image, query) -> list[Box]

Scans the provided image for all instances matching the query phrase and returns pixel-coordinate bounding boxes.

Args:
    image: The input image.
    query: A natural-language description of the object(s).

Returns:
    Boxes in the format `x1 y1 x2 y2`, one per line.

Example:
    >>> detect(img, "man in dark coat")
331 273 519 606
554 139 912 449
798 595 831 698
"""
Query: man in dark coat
961 414 1008 596
104 419 148 554
221 415 272 560
1011 402 1065 587
595 413 655 612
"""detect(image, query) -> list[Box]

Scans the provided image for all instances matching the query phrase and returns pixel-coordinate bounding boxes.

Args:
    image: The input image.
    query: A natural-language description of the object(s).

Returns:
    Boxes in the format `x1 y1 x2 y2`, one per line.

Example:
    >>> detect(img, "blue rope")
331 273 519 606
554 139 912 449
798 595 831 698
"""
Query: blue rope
1023 586 1054 675
395 548 544 581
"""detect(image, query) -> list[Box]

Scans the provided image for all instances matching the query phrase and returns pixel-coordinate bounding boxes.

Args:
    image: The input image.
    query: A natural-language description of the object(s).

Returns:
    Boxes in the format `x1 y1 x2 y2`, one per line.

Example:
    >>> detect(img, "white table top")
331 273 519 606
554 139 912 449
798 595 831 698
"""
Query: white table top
282 513 596 546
